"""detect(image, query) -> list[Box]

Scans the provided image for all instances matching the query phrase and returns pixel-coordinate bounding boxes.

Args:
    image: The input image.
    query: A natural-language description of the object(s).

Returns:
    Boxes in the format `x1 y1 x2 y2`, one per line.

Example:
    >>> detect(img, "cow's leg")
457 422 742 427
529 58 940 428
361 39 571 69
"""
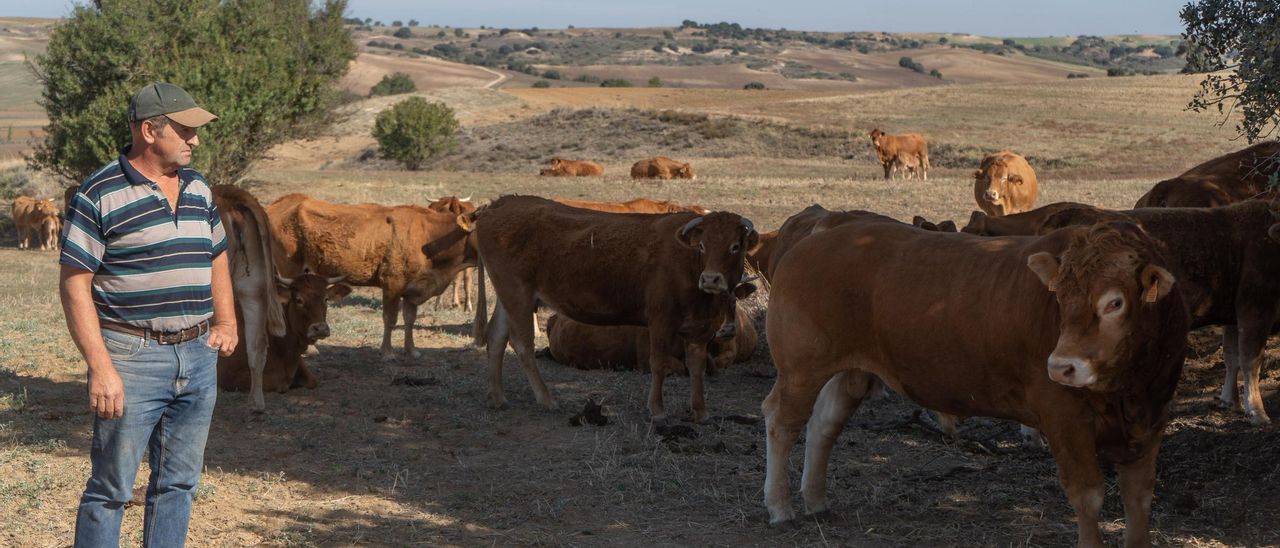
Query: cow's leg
507 304 555 409
881 161 891 181
1237 316 1273 425
646 331 682 421
292 358 318 389
485 303 512 409
802 371 873 516
17 227 27 249
402 298 421 359
762 371 831 526
1040 419 1105 548
240 297 269 412
684 341 710 422
462 268 474 312
1218 325 1240 410
1116 442 1159 548
380 289 401 361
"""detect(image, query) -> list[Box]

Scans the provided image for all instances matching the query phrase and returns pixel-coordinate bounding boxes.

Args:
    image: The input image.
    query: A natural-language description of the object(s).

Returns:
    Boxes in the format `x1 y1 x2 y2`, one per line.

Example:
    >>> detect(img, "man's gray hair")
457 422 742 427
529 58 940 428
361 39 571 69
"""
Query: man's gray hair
134 114 169 134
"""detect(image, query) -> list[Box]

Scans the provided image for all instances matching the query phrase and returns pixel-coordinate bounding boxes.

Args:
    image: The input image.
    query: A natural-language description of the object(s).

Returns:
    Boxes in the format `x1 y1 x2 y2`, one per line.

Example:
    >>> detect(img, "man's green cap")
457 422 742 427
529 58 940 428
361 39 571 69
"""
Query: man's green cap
128 82 218 128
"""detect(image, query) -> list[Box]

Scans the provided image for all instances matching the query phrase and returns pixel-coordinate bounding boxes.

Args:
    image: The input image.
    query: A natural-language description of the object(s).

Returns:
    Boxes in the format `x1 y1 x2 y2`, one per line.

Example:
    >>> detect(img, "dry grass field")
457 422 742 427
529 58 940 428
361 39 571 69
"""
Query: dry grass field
2 20 1279 548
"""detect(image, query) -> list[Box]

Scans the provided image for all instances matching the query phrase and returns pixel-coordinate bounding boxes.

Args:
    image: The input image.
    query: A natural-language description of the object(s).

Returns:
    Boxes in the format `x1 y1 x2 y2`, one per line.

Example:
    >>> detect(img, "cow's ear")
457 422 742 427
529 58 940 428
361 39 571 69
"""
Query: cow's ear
327 283 353 302
964 211 986 233
1027 252 1060 292
938 220 958 232
456 212 476 232
733 282 757 299
676 217 704 248
1009 174 1024 185
972 169 983 180
1140 264 1175 303
743 228 759 250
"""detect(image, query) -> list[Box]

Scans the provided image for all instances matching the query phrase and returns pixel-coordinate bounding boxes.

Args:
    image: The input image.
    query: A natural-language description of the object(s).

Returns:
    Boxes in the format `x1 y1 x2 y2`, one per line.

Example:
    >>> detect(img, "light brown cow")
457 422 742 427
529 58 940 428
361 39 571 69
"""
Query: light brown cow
426 196 478 312
869 129 929 181
218 273 350 394
1135 141 1280 208
553 197 709 215
12 196 61 251
268 194 476 361
763 215 1187 547
893 151 923 180
545 297 757 374
467 195 755 420
962 201 1098 236
630 156 696 180
211 186 289 411
973 150 1038 216
540 158 605 177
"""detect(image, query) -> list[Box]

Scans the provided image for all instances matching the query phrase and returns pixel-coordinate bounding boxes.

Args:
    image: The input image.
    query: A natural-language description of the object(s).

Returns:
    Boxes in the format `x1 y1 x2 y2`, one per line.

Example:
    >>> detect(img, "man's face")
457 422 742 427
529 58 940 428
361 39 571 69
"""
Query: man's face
148 117 199 168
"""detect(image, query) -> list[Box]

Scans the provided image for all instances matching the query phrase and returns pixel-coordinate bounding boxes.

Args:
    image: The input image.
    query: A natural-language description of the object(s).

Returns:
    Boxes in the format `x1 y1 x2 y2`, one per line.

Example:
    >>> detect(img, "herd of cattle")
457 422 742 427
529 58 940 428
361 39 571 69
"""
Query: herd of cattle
8 134 1280 545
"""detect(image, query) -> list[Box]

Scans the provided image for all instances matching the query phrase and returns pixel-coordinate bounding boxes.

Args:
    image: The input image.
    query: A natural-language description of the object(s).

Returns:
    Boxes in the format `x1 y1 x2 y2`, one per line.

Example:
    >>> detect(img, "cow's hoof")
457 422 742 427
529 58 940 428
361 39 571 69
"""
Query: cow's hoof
807 509 840 523
690 412 711 424
650 414 671 428
1217 397 1240 411
409 350 422 359
1246 412 1272 426
768 518 799 531
381 352 397 363
487 397 510 410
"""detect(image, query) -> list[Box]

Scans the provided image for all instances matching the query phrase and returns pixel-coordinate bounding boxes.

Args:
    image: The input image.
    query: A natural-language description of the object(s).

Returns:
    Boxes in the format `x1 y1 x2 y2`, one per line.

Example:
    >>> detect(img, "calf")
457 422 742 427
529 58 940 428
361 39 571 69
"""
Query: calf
468 195 755 420
12 196 61 251
218 273 350 393
764 215 1187 547
630 156 696 180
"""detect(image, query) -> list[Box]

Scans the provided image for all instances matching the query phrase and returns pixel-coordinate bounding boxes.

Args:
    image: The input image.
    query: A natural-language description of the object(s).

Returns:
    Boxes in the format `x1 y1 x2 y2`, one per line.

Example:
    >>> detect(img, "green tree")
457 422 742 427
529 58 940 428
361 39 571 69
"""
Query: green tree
648 76 663 87
29 0 355 184
1181 0 1280 140
369 72 417 97
743 81 766 90
454 27 464 37
393 26 412 39
372 97 458 170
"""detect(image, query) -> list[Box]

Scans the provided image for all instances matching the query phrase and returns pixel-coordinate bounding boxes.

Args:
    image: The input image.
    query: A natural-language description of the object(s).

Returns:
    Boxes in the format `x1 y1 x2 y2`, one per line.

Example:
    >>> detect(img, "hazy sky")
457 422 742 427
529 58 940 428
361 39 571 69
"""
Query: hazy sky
0 0 1187 37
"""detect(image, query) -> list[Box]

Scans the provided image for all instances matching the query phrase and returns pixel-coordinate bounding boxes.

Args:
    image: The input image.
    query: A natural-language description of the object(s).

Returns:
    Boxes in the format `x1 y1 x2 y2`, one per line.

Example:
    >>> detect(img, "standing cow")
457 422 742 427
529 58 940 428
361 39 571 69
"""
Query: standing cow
973 150 1039 217
467 195 755 421
869 129 929 181
763 215 1187 547
12 196 61 251
630 157 696 180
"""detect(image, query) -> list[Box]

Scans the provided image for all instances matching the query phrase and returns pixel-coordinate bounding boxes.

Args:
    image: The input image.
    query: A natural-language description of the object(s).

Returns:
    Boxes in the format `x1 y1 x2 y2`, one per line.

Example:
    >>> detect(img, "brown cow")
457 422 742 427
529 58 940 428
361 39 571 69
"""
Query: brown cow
467 195 755 420
12 196 61 251
973 151 1038 216
545 296 758 374
268 194 476 360
911 215 957 232
211 186 290 411
1036 201 1280 425
763 214 1187 547
1135 141 1280 208
218 273 350 393
893 151 923 180
630 156 696 180
426 196 478 311
760 205 882 282
962 201 1098 236
869 129 929 181
540 158 605 177
553 197 709 215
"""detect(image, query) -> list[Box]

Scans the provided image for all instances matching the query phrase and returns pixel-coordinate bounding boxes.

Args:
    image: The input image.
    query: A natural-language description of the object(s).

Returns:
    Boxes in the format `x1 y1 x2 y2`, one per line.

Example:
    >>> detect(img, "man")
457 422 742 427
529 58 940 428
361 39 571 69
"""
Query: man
60 82 236 547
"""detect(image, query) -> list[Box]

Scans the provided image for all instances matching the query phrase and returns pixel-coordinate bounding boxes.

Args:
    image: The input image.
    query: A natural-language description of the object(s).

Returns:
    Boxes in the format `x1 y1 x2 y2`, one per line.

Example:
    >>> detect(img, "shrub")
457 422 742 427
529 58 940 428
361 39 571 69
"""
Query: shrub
372 97 459 170
1002 38 1017 46
369 72 416 97
408 19 418 27
574 74 601 83
600 78 633 87
743 81 766 90
391 20 402 27
531 80 551 88
1067 72 1091 79
454 27 464 37
898 56 925 73
930 69 943 79
541 70 562 80
648 76 663 87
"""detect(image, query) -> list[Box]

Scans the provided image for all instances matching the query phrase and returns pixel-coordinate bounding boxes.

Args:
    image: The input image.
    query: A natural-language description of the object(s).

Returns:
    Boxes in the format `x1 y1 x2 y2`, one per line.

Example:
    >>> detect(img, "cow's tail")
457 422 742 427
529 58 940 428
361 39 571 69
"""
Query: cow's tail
472 253 488 347
250 201 287 337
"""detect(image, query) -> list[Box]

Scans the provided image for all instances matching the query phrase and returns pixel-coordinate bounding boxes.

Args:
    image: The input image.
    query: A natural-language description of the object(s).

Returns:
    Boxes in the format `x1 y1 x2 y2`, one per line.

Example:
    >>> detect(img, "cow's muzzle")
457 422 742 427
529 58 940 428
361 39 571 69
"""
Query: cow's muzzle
715 321 737 340
983 189 1000 203
698 272 728 294
1047 354 1096 388
307 322 332 340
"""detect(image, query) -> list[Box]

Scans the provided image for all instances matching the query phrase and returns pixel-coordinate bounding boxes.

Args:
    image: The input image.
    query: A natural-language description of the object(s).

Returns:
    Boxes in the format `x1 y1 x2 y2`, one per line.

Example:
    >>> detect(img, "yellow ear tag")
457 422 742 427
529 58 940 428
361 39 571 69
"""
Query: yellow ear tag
1143 280 1159 303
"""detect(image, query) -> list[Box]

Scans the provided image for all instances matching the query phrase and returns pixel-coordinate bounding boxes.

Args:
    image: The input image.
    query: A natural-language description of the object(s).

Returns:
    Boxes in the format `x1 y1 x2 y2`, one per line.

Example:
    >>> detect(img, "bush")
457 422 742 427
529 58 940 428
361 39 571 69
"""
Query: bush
743 81 766 90
574 74 601 83
372 97 459 170
648 76 663 87
369 72 416 97
600 78 633 87
1002 38 1017 46
1067 72 1091 79
391 20 401 27
454 28 464 37
531 80 551 88
541 70 562 80
408 19 418 27
392 26 411 39
29 0 355 184
1106 67 1135 77
898 56 925 73
930 69 943 79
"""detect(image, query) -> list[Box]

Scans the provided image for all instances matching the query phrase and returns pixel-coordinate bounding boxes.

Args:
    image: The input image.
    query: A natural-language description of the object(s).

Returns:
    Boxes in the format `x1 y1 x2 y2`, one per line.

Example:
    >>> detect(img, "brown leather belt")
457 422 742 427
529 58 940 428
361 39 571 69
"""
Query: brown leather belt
100 319 210 345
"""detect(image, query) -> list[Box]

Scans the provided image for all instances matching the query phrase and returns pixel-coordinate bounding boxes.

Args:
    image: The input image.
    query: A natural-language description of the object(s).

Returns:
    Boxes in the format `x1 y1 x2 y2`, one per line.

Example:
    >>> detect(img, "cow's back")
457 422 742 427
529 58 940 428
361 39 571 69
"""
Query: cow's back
1134 177 1235 208
267 194 395 283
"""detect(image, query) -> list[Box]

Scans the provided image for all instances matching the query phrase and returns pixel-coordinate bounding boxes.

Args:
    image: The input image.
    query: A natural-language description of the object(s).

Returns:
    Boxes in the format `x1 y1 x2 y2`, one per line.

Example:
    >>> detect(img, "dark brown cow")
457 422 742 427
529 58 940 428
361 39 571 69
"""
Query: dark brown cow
268 194 476 360
1037 201 1280 425
426 196 478 311
630 156 696 180
218 273 350 393
12 196 61 251
911 215 957 232
1135 141 1280 208
962 201 1098 236
467 195 755 420
211 186 289 412
553 197 709 215
763 214 1187 547
540 158 605 177
869 129 929 181
545 297 758 374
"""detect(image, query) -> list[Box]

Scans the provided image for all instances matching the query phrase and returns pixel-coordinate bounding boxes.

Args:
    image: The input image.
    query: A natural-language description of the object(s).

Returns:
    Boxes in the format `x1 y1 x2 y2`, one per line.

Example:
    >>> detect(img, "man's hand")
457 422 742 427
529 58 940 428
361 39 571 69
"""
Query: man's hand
88 364 124 419
208 322 237 357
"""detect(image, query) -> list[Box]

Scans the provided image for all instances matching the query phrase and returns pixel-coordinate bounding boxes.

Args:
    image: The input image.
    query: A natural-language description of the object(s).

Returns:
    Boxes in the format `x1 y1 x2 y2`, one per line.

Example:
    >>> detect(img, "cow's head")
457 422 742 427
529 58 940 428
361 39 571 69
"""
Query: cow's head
539 167 561 176
676 213 757 294
676 163 696 180
869 129 885 147
975 162 1023 210
912 215 957 233
1027 221 1178 391
276 273 352 343
961 211 988 235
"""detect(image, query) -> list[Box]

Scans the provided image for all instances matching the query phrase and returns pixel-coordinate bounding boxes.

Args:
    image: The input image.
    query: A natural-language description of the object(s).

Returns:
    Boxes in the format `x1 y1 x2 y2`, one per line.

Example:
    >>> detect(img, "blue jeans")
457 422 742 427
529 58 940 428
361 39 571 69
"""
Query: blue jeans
74 328 219 548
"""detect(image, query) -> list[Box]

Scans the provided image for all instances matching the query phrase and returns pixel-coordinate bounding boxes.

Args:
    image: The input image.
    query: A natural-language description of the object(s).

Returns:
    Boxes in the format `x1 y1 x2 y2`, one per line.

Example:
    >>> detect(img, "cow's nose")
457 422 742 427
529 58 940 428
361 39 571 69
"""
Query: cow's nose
984 189 999 202
1047 355 1095 387
308 323 331 339
698 272 728 293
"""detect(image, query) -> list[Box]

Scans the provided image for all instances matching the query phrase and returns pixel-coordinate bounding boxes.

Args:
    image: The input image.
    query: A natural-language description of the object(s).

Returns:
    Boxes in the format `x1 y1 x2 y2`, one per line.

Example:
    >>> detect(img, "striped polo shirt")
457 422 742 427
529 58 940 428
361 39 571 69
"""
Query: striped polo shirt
60 149 227 332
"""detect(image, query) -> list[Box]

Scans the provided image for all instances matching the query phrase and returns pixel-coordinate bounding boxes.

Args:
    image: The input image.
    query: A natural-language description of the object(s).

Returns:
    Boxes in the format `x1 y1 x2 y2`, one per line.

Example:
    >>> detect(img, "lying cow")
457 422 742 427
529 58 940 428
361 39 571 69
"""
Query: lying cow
218 273 349 393
553 197 708 215
962 201 1098 236
973 150 1038 217
540 158 605 177
545 295 757 374
911 215 957 232
268 194 476 360
12 196 61 251
1135 141 1280 208
630 156 696 180
468 195 755 421
869 129 929 181
763 214 1188 547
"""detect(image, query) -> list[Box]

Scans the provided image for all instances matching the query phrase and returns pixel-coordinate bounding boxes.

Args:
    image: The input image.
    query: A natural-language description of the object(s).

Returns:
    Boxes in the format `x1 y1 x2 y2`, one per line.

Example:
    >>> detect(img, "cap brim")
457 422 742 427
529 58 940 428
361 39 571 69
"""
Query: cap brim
165 107 218 128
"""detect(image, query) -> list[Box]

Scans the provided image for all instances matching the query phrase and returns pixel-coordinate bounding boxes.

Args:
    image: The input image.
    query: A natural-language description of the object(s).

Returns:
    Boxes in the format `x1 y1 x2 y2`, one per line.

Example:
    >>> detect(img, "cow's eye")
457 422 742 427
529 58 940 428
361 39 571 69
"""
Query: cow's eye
1103 297 1123 314
295 297 305 306
729 243 740 254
